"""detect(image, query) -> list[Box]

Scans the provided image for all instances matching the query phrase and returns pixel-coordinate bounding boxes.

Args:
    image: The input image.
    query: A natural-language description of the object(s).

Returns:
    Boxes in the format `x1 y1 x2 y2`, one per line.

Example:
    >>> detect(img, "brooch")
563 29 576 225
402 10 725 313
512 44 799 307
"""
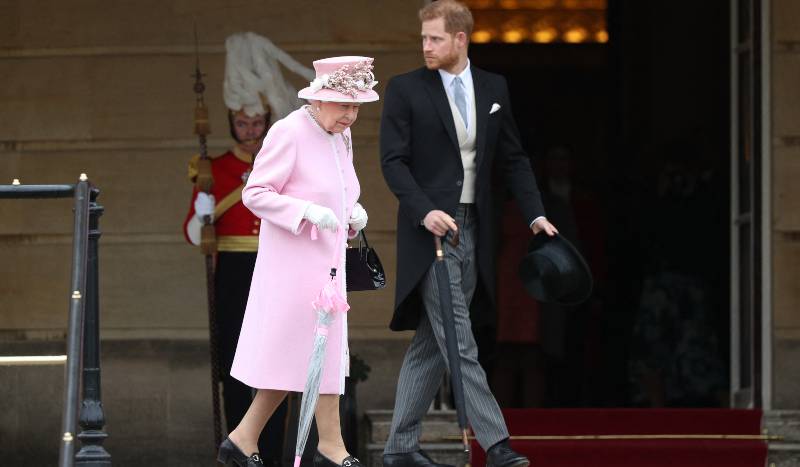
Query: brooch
341 134 351 155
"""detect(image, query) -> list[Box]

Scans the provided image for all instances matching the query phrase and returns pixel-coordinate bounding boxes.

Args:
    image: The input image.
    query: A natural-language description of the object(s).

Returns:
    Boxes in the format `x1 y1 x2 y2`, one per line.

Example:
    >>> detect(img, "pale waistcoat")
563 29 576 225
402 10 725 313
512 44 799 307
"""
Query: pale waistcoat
445 86 478 203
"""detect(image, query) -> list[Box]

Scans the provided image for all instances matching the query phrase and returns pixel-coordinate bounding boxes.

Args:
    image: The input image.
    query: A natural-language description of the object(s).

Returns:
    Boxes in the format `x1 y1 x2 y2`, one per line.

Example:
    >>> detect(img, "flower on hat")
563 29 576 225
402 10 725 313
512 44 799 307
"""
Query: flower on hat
309 74 330 93
308 61 378 98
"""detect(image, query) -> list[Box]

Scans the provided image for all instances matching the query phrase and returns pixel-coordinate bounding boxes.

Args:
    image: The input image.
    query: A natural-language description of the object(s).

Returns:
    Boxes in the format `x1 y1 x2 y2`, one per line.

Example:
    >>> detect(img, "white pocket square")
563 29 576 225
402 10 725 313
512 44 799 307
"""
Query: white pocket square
490 103 501 114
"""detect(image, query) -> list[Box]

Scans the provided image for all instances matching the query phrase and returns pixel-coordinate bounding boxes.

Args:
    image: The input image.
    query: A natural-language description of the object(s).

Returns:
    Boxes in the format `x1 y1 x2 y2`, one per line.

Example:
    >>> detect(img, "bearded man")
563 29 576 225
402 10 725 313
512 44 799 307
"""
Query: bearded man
379 2 557 467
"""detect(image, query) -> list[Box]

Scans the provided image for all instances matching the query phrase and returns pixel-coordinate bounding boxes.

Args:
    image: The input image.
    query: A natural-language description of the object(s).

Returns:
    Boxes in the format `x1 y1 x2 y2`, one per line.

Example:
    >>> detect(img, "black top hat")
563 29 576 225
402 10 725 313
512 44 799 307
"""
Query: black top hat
518 233 593 305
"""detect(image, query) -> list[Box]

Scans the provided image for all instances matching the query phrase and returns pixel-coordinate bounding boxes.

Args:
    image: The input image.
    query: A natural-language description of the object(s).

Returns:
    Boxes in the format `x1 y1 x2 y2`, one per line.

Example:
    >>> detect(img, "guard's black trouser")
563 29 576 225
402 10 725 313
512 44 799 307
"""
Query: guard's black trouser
216 252 287 464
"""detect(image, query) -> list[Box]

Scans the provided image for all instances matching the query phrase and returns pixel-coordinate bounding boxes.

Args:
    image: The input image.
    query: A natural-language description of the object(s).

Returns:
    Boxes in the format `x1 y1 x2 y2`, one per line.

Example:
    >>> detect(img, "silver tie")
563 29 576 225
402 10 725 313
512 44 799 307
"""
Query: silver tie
453 76 468 129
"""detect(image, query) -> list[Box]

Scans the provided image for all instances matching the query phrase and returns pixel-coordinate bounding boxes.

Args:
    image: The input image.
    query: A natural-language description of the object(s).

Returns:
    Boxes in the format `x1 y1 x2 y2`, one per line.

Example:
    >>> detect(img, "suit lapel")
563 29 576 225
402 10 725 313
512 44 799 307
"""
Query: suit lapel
473 66 490 173
422 69 460 152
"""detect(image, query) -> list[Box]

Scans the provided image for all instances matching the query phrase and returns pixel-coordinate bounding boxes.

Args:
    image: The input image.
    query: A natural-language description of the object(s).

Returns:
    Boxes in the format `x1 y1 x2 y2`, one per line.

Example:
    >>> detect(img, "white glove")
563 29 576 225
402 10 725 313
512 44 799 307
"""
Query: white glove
303 204 340 232
194 192 215 222
349 203 368 232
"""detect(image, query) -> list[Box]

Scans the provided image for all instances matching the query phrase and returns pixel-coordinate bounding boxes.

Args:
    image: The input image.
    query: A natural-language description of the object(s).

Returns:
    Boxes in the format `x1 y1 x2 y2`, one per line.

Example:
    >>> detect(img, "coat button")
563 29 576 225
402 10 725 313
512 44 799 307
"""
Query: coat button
251 229 258 234
254 220 260 226
456 180 463 187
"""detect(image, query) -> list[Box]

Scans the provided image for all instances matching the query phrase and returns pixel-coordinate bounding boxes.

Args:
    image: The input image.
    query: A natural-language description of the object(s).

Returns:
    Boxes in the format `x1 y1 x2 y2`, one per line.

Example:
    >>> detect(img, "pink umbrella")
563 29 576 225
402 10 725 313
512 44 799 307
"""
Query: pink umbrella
294 225 349 467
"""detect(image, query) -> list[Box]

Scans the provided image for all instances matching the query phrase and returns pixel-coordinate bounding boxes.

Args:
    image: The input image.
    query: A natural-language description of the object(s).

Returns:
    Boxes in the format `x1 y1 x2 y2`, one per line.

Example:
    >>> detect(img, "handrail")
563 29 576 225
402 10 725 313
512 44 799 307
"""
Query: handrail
75 186 110 466
0 176 110 466
59 180 90 467
0 184 76 199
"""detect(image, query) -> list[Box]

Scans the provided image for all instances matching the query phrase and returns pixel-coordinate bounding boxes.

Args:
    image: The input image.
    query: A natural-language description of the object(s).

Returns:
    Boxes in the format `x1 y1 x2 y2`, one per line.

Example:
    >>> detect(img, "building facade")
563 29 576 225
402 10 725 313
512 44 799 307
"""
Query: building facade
1 0 798 464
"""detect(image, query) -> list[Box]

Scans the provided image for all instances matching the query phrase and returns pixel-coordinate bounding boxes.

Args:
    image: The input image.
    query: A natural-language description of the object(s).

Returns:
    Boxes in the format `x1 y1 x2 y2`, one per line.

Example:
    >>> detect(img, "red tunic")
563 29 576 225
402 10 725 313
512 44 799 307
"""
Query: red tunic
183 146 261 252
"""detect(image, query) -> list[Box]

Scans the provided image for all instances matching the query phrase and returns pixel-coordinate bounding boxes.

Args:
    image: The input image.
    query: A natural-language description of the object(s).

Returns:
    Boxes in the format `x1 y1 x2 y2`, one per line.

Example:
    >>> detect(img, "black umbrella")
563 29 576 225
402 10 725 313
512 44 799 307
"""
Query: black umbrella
433 232 471 467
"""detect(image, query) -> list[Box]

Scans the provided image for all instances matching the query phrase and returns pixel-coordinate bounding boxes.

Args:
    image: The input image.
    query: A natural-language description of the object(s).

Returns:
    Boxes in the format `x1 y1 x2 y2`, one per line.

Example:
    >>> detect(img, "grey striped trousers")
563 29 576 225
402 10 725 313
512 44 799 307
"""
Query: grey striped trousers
384 204 508 454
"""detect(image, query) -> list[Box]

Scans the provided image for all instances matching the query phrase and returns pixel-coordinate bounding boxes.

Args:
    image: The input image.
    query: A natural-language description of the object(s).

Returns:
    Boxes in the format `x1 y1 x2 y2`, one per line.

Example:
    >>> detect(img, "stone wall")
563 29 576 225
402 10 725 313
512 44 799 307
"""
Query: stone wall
0 338 411 465
0 1 425 463
0 0 424 341
771 0 800 409
767 0 800 463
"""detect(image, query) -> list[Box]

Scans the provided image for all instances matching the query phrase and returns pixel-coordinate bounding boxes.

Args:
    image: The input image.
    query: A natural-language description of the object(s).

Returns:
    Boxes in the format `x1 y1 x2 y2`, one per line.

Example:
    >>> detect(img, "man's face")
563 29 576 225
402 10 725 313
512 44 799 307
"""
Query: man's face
232 111 268 154
421 17 463 71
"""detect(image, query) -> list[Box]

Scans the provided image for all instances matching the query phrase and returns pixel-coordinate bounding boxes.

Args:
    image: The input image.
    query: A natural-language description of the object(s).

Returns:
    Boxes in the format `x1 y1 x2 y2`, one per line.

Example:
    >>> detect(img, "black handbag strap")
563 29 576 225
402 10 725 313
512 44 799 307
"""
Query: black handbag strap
357 229 371 249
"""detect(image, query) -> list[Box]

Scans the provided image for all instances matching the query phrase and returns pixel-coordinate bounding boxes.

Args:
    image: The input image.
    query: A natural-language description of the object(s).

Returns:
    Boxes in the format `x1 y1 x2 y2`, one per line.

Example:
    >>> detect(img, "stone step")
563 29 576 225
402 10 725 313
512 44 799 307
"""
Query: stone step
365 409 463 443
764 410 800 467
365 443 469 467
363 410 467 467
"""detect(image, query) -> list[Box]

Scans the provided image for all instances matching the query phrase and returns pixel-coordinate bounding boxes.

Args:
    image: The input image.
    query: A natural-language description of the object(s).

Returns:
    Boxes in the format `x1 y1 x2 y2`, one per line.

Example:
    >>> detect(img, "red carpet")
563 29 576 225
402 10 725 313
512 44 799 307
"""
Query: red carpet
470 409 767 467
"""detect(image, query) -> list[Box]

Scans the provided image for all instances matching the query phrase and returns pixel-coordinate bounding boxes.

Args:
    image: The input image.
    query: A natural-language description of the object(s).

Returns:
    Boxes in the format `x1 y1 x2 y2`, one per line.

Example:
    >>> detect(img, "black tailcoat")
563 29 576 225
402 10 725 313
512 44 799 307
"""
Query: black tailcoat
380 65 546 331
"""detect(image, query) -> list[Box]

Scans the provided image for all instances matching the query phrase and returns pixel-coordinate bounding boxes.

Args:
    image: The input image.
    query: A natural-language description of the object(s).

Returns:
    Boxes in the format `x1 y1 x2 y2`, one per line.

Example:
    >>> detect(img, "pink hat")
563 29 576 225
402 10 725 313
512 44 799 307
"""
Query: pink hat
297 56 379 103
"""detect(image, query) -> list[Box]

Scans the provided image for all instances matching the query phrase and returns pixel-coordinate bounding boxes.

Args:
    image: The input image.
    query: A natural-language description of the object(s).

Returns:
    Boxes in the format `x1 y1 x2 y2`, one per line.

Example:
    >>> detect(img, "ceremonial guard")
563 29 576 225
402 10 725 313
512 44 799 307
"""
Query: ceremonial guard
184 32 315 466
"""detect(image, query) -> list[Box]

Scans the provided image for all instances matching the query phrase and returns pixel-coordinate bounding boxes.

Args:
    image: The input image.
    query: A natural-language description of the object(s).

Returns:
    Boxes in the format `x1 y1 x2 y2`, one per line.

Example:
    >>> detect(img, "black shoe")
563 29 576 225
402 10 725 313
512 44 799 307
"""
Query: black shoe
217 437 265 466
486 439 529 467
314 451 364 467
382 450 454 467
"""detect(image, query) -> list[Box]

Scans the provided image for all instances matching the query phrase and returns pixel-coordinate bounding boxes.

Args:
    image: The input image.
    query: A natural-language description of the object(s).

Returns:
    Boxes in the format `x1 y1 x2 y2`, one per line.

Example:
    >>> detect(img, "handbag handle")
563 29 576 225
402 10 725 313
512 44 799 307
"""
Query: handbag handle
356 229 371 249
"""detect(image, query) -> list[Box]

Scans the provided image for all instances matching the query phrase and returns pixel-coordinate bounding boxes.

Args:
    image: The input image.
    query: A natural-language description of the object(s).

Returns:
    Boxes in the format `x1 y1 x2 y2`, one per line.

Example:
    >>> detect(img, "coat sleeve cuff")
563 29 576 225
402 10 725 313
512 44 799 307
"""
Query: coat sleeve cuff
291 201 314 235
529 215 546 229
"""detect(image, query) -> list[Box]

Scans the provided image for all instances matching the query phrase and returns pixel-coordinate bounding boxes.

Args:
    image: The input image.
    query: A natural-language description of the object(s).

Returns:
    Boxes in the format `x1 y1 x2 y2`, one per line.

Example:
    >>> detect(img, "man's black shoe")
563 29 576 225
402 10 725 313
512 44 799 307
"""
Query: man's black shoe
383 450 454 467
486 439 529 467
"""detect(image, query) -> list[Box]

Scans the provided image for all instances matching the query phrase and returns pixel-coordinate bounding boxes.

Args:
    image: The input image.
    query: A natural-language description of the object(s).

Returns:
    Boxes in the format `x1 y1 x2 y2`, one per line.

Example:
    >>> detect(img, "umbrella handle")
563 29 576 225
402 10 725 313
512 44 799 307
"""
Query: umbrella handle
445 229 460 247
433 230 460 259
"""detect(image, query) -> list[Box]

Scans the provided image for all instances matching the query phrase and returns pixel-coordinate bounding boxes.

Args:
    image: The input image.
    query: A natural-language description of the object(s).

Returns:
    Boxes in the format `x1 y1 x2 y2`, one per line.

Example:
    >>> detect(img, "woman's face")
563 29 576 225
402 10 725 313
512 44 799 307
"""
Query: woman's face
314 101 360 133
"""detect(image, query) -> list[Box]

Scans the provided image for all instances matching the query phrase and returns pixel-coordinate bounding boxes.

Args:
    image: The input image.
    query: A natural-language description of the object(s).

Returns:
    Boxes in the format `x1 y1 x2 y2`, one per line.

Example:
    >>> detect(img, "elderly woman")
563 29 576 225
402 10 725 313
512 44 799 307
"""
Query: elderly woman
217 56 379 467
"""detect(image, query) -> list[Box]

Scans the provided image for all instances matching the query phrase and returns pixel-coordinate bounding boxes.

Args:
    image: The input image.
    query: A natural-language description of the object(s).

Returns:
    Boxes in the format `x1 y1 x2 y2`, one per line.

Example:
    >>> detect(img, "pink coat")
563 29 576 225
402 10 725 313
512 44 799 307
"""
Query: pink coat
230 107 360 395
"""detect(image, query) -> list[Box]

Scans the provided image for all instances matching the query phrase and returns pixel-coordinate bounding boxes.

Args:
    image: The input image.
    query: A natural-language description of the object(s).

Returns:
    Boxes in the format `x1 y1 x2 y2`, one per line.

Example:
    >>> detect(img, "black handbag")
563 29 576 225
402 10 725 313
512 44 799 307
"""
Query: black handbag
345 230 386 291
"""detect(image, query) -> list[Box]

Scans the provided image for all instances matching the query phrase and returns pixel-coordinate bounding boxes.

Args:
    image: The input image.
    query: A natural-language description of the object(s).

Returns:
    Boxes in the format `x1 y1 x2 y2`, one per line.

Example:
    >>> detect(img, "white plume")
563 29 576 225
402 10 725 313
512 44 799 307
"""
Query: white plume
223 32 315 119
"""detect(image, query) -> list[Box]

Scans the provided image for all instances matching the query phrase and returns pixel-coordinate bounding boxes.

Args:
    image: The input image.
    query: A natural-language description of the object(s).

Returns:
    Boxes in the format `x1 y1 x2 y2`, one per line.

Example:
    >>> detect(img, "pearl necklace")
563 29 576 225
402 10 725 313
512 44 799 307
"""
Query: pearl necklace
306 105 332 135
305 105 350 154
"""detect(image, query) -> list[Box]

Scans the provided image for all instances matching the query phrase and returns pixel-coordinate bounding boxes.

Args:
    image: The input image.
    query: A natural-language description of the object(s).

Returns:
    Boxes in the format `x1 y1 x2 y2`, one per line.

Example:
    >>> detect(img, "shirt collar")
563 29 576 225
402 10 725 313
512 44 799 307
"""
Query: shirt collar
438 59 473 93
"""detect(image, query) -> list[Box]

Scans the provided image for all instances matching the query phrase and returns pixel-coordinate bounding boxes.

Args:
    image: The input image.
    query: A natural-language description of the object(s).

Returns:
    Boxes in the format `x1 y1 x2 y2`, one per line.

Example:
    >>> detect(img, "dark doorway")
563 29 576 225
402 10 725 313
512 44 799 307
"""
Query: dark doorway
472 0 731 408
